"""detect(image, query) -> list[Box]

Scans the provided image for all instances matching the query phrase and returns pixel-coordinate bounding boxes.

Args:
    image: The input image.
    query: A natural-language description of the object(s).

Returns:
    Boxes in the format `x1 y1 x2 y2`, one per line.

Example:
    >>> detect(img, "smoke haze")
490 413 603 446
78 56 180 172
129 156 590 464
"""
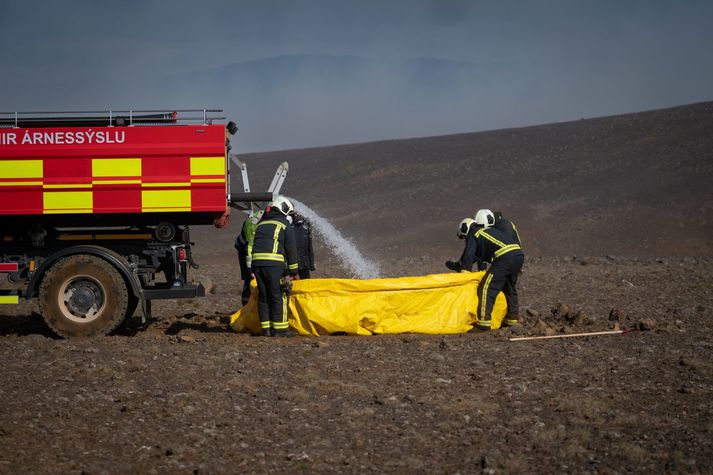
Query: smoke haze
1 0 712 152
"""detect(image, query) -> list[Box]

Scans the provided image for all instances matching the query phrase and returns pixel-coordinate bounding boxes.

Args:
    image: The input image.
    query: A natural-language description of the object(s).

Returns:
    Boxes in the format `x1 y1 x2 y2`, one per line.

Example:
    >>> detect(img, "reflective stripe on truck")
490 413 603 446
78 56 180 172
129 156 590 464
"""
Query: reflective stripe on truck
0 291 19 304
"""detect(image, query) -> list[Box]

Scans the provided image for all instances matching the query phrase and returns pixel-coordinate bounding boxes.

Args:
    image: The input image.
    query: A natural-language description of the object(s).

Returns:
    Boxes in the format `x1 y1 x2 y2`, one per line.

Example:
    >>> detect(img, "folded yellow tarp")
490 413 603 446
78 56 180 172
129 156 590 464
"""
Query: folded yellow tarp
230 272 507 336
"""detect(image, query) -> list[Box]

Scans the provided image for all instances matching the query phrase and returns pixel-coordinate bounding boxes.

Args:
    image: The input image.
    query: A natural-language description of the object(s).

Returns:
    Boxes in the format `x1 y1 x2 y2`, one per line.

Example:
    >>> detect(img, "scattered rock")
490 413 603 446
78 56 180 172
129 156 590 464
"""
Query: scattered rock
568 310 589 326
178 335 196 343
534 319 550 334
638 319 657 331
552 303 570 319
429 353 445 363
525 307 540 318
609 308 624 322
621 279 635 287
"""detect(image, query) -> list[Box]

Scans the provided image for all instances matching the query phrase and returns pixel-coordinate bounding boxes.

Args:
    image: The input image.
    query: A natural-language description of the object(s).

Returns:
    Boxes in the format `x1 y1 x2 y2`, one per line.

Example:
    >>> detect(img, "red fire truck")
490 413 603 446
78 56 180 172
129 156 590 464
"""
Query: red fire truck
0 109 276 337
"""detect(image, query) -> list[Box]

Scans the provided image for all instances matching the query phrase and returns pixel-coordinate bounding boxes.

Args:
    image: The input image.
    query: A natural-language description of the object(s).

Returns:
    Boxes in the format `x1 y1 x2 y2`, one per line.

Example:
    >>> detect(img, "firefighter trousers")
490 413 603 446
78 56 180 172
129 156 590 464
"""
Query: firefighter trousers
253 266 289 334
475 252 524 328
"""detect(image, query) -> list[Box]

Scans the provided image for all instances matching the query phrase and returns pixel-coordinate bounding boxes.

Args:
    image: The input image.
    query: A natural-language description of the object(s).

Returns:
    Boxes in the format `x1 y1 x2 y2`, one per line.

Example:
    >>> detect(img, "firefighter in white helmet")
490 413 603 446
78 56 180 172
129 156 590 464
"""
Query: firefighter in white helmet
475 208 521 246
250 196 300 337
446 211 524 329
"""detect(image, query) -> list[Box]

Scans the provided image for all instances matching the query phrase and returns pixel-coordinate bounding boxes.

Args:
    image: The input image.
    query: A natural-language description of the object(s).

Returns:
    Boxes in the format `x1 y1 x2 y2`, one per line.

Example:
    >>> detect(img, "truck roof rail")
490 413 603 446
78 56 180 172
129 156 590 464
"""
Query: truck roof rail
0 109 226 128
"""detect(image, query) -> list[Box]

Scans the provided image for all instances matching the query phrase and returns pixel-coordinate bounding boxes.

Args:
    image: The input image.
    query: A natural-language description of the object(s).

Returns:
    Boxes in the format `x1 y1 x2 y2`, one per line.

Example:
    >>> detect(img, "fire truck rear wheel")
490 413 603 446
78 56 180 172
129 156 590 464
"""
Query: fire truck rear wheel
39 255 129 338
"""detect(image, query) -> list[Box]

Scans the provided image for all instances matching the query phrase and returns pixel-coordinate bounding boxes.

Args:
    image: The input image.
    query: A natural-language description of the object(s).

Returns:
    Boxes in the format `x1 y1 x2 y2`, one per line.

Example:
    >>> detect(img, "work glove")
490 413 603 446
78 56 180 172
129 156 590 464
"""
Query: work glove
477 261 487 271
280 275 293 294
445 260 462 272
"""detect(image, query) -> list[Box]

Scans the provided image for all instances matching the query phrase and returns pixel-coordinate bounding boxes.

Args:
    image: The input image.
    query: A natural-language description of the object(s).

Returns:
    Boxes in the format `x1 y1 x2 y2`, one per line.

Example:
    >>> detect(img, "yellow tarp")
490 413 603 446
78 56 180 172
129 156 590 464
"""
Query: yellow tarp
230 272 508 336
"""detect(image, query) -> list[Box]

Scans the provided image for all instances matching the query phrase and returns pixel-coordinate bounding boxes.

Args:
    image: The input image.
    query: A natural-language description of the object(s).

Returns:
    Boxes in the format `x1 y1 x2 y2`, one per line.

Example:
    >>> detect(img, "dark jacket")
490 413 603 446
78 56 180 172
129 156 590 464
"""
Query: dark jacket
458 225 523 271
494 212 521 246
292 217 315 271
249 209 299 275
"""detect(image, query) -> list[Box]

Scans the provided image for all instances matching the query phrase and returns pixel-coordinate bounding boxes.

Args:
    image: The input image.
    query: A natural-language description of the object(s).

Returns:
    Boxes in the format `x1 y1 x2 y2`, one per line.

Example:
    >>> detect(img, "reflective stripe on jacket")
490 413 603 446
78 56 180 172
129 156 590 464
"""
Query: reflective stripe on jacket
459 225 523 270
249 210 299 274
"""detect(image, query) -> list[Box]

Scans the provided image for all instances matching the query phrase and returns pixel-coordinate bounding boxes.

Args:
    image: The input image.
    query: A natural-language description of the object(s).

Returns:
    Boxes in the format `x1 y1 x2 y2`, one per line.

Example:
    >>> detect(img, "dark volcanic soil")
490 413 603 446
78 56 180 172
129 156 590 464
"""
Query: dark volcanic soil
2 103 713 473
2 256 713 474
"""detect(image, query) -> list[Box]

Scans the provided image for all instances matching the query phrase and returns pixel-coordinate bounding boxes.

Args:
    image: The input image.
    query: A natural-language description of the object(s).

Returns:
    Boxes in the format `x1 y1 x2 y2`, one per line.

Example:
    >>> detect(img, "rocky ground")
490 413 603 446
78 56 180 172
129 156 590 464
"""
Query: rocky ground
1 255 712 473
2 102 712 473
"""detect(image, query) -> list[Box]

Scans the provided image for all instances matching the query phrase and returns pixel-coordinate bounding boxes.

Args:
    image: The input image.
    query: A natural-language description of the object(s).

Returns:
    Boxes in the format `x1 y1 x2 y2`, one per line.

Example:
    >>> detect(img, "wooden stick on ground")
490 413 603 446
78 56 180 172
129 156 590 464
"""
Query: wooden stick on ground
509 330 624 342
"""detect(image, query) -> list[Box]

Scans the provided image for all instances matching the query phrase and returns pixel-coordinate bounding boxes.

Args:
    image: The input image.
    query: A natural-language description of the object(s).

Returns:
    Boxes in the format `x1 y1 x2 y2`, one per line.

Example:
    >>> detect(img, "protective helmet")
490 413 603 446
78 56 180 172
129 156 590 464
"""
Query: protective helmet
271 195 295 216
457 218 475 239
474 209 495 228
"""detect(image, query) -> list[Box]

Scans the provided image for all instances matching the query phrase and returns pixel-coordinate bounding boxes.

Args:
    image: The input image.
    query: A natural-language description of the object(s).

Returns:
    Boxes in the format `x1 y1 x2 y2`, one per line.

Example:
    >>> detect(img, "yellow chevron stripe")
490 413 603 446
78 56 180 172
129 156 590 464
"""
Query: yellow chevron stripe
92 179 141 185
190 156 225 176
43 191 93 213
141 190 191 211
141 182 191 188
0 160 43 179
92 158 141 177
43 184 92 189
0 181 43 187
190 178 225 184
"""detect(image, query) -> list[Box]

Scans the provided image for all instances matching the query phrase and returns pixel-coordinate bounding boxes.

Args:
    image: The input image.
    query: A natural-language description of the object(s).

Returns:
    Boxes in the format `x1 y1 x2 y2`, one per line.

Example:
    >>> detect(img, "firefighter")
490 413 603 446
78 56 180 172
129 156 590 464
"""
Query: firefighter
291 213 315 279
250 196 300 337
234 210 263 305
446 210 524 329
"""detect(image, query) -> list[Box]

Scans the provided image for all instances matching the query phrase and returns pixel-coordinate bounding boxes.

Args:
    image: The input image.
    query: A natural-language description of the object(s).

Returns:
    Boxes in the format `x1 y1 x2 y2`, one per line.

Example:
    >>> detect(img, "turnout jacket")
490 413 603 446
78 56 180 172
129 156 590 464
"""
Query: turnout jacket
494 212 521 246
459 225 523 271
249 209 299 275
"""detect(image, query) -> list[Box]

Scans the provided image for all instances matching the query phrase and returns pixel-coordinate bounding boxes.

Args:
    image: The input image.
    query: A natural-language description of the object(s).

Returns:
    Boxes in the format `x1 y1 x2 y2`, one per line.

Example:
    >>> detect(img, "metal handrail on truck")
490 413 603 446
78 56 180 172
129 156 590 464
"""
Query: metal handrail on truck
0 109 226 128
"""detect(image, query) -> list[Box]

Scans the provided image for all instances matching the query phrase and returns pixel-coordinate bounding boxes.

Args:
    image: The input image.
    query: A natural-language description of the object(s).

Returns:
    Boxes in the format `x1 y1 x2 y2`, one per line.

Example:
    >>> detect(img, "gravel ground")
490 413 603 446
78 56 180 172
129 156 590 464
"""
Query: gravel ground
1 256 712 473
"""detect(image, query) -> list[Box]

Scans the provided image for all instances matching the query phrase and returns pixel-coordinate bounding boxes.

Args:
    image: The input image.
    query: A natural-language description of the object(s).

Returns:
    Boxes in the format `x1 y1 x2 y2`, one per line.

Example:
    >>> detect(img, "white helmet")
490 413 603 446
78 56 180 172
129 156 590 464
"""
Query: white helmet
271 195 295 216
457 218 475 238
474 209 495 228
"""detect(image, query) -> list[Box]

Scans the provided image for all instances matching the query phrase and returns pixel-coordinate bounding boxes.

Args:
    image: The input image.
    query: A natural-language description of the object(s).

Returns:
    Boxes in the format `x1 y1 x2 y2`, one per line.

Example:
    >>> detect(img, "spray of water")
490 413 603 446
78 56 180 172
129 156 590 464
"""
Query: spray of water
290 198 381 279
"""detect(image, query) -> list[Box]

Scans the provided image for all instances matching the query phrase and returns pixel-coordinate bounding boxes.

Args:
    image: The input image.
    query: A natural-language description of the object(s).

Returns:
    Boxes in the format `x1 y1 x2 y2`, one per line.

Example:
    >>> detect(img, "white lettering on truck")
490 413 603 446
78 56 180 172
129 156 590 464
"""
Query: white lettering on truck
1 129 126 146
0 132 18 145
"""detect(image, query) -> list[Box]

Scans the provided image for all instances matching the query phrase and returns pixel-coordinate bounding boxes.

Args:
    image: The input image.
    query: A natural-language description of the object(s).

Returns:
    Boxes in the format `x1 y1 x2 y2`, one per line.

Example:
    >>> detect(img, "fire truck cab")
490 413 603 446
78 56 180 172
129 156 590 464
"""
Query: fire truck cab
0 109 273 337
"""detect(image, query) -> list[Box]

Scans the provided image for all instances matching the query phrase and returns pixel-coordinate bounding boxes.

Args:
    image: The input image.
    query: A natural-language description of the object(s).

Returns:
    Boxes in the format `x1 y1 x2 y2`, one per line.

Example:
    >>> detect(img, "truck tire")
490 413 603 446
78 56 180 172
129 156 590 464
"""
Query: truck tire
39 255 129 337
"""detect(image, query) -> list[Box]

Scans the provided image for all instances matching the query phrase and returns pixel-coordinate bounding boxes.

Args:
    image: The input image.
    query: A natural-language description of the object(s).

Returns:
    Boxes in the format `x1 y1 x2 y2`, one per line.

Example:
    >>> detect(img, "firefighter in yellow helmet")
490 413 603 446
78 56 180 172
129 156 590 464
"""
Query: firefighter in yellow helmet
250 196 300 337
446 211 524 328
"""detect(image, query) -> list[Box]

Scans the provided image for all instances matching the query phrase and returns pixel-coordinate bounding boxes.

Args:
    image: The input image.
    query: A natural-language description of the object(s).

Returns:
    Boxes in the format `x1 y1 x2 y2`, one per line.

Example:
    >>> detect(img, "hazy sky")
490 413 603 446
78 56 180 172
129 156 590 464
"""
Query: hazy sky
1 0 712 152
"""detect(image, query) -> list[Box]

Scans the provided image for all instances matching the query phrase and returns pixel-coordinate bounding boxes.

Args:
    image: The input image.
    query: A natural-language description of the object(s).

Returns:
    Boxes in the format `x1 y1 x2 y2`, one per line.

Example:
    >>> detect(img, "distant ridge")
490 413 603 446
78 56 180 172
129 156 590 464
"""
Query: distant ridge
197 101 713 258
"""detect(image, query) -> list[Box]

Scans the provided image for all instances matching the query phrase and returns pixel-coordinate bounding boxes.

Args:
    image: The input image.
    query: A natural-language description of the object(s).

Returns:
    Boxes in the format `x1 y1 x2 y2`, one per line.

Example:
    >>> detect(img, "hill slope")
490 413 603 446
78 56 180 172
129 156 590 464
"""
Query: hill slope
195 101 713 262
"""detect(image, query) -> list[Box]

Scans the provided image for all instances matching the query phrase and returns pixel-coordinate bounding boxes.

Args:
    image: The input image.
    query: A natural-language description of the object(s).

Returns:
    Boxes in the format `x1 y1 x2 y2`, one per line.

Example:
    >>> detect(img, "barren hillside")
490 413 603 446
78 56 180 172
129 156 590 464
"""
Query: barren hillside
194 101 713 264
